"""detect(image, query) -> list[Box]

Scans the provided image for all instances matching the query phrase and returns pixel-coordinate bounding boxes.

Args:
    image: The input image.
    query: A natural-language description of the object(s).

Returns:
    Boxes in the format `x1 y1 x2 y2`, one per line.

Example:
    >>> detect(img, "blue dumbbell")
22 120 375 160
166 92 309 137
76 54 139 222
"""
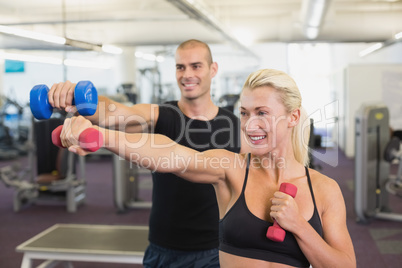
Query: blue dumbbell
30 81 98 120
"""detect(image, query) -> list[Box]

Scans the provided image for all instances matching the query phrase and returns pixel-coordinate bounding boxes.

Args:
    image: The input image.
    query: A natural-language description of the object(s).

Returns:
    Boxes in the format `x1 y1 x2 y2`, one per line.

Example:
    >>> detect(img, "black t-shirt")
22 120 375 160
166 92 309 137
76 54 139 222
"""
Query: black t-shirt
149 101 241 251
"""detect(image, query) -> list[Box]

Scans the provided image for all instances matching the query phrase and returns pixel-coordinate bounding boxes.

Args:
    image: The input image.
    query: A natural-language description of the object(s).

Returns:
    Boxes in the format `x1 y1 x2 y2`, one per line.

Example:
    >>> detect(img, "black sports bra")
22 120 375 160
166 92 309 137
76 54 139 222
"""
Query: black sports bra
219 154 323 267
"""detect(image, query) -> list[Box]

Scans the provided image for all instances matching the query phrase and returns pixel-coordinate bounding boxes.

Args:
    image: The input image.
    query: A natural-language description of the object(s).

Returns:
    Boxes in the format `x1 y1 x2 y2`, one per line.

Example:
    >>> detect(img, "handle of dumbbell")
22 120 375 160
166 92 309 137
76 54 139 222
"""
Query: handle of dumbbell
51 125 103 152
266 182 297 242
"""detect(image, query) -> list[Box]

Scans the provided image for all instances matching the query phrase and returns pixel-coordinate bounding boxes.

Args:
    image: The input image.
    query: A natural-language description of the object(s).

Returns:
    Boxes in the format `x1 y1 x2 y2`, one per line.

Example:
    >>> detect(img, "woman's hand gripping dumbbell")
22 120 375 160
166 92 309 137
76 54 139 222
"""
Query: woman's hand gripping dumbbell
266 183 298 242
52 116 103 153
30 81 98 120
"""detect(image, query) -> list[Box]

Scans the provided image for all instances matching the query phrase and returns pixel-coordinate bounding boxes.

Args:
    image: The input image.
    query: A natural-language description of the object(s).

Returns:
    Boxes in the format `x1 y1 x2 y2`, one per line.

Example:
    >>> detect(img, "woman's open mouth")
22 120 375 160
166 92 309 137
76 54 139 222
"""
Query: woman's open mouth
248 135 267 144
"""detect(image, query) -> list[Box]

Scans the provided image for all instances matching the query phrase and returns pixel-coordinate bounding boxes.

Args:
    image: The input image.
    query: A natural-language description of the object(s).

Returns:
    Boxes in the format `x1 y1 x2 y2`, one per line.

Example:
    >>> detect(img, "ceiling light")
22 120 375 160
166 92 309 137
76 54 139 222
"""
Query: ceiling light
156 56 165 63
359 43 384 57
0 25 66 45
142 54 156 61
0 51 112 69
0 51 62 65
358 30 402 57
135 51 165 62
304 26 320 40
0 25 121 54
102 45 123 55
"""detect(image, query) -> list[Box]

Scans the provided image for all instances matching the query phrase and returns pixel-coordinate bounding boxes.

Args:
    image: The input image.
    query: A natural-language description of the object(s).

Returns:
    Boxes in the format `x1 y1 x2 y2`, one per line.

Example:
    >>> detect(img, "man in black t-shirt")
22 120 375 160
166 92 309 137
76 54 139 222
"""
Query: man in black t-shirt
147 101 240 266
48 39 242 267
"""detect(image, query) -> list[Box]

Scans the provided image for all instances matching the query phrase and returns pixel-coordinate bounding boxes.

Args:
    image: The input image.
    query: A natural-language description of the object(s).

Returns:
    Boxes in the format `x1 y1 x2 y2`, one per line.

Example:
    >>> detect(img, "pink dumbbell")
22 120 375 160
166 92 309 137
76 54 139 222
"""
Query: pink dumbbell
51 125 103 152
266 182 297 242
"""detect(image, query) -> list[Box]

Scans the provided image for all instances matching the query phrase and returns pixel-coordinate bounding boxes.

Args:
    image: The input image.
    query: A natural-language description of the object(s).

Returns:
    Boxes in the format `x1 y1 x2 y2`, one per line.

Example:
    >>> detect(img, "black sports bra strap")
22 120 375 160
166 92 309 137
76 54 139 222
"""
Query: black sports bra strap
305 166 318 209
241 153 251 193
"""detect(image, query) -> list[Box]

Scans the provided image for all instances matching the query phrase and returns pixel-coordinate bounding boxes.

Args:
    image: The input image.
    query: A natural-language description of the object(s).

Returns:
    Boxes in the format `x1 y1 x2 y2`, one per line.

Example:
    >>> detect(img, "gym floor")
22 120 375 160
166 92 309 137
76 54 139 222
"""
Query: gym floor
0 148 401 268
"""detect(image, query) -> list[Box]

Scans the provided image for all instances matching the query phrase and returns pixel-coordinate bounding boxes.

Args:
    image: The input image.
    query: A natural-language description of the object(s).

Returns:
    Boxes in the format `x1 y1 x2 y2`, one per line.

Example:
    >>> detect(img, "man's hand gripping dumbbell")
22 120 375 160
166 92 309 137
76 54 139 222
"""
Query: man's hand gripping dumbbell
30 80 98 120
29 80 102 152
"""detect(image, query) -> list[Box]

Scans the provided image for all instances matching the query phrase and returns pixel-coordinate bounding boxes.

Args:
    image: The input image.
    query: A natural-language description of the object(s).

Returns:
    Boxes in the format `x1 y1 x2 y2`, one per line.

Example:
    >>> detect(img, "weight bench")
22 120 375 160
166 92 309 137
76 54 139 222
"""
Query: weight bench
16 224 149 268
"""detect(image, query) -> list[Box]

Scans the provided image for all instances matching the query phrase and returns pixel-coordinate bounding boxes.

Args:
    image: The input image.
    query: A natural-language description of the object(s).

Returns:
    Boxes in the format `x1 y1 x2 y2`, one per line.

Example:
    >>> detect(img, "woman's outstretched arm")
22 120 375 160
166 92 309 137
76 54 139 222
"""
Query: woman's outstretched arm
61 116 234 184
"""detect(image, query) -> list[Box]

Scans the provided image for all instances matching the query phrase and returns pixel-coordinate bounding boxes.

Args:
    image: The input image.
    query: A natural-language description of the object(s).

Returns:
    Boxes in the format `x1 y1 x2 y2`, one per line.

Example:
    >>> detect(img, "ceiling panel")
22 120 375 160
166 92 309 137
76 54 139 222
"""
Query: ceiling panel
0 0 401 52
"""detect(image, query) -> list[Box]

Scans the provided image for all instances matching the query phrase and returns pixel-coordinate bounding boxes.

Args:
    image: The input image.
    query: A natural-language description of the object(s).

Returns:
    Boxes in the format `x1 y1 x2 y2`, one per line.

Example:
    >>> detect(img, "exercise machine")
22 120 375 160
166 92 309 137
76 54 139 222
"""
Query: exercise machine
106 84 153 213
0 116 86 212
113 155 152 213
383 136 402 198
0 95 30 159
217 94 240 113
354 103 402 223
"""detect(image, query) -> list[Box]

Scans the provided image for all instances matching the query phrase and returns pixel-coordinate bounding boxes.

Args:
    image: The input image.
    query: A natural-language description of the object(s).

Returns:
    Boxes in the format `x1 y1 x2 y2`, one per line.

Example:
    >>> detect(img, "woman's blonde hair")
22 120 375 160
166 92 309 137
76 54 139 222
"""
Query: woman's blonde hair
242 69 310 166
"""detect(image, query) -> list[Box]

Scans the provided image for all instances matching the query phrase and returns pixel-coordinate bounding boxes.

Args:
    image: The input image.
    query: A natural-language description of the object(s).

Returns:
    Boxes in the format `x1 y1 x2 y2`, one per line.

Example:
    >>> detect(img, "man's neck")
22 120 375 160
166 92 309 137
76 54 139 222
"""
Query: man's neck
178 96 219 121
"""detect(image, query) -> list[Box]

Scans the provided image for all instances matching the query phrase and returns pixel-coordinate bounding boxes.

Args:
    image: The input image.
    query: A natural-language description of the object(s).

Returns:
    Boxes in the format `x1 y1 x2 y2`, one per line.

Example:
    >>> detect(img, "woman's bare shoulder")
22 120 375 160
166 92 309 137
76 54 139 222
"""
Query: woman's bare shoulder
308 168 339 188
307 168 344 204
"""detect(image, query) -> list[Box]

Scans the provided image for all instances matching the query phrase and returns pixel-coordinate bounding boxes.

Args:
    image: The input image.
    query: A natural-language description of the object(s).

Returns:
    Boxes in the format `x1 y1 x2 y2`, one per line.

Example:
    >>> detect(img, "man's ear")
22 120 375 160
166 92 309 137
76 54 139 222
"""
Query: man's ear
288 108 300 127
210 62 218 78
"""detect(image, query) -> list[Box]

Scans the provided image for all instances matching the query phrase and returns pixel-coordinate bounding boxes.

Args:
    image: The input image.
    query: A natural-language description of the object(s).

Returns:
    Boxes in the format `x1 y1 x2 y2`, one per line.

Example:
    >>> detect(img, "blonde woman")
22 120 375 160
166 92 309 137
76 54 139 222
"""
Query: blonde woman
60 69 356 268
